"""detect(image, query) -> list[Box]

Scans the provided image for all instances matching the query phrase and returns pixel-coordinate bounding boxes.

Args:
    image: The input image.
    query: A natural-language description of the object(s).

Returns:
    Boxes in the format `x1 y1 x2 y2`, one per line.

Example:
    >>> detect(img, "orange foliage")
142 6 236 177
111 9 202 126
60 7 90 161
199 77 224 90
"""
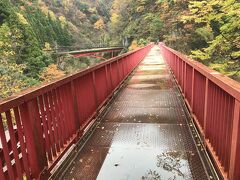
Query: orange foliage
94 19 105 30
39 64 65 82
128 40 139 51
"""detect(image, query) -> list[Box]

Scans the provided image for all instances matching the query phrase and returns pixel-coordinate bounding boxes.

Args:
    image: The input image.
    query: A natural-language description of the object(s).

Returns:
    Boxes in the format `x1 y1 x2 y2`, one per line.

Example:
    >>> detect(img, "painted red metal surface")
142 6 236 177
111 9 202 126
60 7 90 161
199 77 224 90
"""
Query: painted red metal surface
159 43 240 180
72 49 121 58
0 44 152 179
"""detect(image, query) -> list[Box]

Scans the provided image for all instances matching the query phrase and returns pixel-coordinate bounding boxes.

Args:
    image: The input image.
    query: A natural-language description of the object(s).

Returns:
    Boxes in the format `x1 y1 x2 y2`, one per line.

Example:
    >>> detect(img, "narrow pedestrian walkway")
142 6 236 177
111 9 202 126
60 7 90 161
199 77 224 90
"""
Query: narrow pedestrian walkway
63 46 215 180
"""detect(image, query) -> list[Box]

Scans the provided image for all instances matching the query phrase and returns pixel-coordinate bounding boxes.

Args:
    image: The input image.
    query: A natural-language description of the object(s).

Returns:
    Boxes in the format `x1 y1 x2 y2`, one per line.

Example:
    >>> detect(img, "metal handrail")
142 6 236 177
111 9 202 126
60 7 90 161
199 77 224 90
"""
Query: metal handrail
160 43 240 180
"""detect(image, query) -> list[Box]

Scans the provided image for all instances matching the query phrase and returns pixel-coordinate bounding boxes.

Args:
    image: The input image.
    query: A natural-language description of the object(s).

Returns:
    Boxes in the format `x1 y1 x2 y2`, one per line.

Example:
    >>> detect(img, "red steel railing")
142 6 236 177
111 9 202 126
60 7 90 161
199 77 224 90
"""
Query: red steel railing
160 43 240 180
0 44 152 179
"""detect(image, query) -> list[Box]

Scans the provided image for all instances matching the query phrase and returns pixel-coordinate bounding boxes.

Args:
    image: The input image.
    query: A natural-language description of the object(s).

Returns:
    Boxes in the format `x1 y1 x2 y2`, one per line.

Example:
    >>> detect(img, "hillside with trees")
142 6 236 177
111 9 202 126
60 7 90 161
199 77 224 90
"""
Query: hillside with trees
0 0 113 98
108 0 240 81
0 0 239 99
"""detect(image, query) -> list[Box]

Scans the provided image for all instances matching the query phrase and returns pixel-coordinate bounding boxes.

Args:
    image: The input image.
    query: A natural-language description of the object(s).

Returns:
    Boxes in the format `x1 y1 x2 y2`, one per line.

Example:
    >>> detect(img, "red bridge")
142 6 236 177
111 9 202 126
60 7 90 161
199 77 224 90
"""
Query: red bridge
0 44 239 179
57 46 124 60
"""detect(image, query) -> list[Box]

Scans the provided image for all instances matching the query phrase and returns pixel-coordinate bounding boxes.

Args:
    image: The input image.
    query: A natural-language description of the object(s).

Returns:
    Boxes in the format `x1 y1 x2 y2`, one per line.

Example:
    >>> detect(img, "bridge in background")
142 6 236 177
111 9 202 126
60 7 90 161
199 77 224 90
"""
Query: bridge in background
0 44 239 179
57 46 124 60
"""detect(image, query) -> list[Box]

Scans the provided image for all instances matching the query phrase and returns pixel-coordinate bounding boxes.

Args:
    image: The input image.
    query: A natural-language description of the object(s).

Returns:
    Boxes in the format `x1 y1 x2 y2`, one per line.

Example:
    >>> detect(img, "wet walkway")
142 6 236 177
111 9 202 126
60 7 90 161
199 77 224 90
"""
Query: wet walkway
63 46 214 180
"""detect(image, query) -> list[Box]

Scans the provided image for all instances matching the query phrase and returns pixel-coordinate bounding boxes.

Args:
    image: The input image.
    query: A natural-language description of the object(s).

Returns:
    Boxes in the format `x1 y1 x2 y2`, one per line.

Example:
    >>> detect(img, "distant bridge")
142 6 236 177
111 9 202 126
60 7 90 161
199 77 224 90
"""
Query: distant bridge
56 46 124 60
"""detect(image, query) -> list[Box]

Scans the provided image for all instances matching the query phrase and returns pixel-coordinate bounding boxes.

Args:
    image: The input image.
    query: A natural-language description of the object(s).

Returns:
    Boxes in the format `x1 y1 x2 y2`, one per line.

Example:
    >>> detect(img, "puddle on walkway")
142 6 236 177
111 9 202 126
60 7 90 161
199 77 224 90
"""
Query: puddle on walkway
97 148 192 180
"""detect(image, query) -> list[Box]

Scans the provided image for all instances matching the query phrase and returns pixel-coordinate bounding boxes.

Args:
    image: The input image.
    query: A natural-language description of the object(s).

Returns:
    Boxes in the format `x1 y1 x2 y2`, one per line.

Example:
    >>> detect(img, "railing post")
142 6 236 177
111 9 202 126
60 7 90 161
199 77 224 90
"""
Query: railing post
70 81 81 135
117 59 121 83
19 100 48 178
191 68 195 109
203 78 209 146
229 99 240 179
181 60 184 88
177 56 179 81
184 62 186 94
105 65 110 94
126 56 130 76
203 79 209 133
92 71 99 109
109 63 114 90
121 58 125 77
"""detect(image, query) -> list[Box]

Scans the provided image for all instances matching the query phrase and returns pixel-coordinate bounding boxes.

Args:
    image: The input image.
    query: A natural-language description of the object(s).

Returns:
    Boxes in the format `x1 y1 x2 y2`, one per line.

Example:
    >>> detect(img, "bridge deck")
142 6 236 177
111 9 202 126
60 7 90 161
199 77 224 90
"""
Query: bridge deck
63 46 215 179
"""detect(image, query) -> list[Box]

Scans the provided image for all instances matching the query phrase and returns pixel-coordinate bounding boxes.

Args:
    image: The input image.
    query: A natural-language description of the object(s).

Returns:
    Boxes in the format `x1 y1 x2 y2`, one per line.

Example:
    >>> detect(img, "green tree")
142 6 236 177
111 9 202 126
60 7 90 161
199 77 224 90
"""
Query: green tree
182 0 240 78
0 59 28 99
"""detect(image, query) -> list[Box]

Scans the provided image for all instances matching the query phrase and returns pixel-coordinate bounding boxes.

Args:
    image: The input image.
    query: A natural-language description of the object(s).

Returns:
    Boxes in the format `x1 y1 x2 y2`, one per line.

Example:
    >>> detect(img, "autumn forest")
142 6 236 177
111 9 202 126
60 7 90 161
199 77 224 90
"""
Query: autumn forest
0 0 239 99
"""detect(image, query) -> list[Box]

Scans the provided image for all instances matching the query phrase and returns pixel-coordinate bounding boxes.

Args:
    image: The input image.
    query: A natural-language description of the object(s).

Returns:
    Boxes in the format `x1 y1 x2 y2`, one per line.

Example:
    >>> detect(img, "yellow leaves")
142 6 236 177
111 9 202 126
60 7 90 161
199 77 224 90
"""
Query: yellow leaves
128 39 147 51
0 24 15 58
181 15 192 23
185 0 240 55
112 0 122 11
0 24 11 40
59 16 67 26
58 15 69 29
161 1 169 10
233 36 240 48
190 8 199 14
0 60 26 98
39 64 65 82
186 0 240 25
128 40 139 51
49 10 56 21
23 175 27 180
232 51 240 58
190 49 210 61
38 1 59 23
137 0 147 7
136 6 145 13
110 13 119 24
0 49 15 57
89 7 97 13
111 0 132 34
39 2 49 15
16 13 28 25
112 0 132 12
189 1 207 9
209 63 227 74
43 42 52 51
62 0 73 10
94 19 105 30
110 12 120 32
